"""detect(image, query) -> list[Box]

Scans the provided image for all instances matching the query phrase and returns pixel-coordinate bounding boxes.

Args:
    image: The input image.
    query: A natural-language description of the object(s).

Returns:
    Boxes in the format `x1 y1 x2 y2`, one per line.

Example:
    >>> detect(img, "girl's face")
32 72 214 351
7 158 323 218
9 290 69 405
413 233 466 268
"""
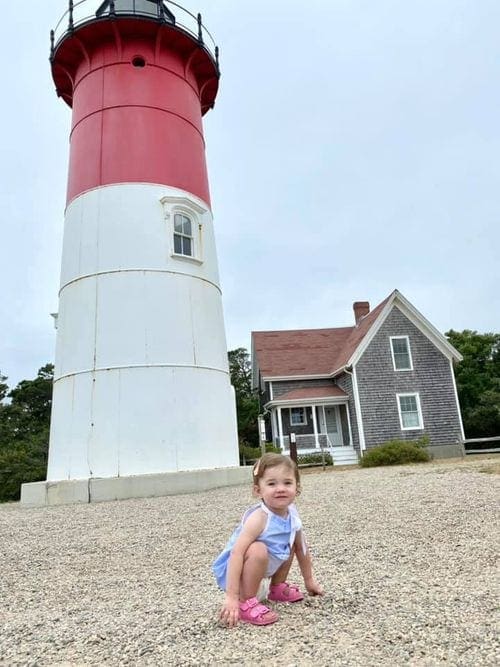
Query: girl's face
254 463 297 517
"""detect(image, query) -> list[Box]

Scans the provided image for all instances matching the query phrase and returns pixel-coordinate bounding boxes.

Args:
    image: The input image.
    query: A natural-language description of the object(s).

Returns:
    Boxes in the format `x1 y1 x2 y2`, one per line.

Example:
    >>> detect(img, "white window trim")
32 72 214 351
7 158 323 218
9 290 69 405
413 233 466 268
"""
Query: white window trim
290 407 307 426
171 208 202 263
173 211 195 257
390 335 413 371
160 195 205 264
397 392 424 431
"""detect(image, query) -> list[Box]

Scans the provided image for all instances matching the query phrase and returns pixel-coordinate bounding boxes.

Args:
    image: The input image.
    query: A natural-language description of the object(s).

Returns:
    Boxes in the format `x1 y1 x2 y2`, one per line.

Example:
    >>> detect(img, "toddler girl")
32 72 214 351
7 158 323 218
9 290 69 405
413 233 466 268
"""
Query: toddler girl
212 453 324 626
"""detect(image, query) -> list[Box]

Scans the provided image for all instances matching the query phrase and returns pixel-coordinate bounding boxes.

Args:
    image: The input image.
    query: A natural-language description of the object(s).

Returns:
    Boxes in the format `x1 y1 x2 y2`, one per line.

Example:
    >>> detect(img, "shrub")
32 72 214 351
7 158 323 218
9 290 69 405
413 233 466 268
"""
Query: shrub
239 442 281 464
297 452 333 467
239 443 259 464
360 436 431 468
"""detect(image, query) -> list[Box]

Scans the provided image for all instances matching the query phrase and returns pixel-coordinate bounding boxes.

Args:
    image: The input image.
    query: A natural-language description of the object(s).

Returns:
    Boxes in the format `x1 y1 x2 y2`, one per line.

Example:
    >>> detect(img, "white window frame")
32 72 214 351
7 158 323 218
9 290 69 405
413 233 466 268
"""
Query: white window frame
160 195 205 264
173 212 194 257
390 335 413 371
397 392 424 430
290 407 307 426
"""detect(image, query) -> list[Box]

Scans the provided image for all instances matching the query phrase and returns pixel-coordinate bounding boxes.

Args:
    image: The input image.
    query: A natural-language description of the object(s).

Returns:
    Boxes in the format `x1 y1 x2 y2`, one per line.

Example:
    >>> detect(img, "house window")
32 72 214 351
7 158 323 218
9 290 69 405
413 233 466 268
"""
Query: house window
397 393 423 430
290 407 307 426
173 213 193 257
390 336 413 371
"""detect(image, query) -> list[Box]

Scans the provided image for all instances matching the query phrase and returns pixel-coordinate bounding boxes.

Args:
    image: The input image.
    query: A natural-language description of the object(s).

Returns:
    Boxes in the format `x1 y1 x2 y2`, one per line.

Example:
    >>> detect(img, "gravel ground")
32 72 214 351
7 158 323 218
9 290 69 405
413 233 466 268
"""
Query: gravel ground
1 456 499 667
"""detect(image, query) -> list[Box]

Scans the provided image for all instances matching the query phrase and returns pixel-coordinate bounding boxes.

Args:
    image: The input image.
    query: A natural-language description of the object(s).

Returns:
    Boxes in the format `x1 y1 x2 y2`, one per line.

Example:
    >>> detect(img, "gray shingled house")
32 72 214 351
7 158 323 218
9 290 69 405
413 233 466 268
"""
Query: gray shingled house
251 290 465 464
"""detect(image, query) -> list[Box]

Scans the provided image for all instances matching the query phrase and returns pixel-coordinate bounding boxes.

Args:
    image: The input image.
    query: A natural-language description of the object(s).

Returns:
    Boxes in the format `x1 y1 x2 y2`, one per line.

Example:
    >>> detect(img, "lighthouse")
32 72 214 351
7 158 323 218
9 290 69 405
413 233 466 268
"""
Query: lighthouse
21 0 243 505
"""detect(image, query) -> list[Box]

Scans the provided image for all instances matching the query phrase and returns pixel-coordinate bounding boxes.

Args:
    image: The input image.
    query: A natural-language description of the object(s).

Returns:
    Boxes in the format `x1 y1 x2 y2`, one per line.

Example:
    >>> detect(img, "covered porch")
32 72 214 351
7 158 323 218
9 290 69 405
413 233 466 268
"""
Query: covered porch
265 386 358 464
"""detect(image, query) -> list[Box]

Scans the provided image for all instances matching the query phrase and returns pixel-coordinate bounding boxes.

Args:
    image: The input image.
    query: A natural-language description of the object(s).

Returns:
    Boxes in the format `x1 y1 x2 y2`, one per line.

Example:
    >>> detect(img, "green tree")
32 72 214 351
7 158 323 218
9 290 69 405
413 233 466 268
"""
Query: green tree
0 372 8 402
0 364 54 502
446 330 500 438
228 348 260 448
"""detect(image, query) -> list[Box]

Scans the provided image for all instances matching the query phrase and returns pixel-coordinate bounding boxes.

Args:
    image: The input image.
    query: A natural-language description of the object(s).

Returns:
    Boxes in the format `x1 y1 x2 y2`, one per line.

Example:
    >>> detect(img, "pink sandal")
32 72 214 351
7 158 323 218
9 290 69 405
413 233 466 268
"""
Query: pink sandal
268 582 304 603
239 597 278 625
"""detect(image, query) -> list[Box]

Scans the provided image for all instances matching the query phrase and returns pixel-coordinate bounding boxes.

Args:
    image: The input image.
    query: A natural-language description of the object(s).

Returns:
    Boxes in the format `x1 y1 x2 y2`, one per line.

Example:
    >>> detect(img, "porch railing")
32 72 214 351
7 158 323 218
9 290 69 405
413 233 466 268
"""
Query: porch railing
275 433 333 451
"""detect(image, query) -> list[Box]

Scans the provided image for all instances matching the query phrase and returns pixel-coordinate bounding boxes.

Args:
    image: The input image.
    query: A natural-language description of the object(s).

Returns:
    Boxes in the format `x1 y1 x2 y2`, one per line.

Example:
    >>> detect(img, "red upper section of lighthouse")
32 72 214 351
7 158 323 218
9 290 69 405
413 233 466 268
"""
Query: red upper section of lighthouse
50 2 220 206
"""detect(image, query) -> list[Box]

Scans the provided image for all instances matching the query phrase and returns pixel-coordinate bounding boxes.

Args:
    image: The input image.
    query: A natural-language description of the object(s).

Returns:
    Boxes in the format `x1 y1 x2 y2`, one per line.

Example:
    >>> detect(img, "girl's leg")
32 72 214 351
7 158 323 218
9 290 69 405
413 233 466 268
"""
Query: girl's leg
240 541 269 600
268 545 304 602
238 543 279 625
270 545 295 585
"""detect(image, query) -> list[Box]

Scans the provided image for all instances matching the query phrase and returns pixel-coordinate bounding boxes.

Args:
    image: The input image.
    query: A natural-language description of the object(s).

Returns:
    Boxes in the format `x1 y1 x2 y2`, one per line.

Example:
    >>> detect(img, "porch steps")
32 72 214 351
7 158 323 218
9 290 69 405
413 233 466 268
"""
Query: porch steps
330 446 359 466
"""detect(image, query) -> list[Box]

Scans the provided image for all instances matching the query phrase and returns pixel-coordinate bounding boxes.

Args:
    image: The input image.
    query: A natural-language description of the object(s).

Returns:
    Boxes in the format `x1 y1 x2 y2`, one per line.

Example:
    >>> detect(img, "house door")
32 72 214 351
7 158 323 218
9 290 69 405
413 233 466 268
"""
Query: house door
324 406 343 447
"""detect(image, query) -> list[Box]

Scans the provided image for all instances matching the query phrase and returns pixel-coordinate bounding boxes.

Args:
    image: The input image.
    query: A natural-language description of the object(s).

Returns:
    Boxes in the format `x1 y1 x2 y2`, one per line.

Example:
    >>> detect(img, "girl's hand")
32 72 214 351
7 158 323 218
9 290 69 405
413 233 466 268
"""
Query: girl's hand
305 579 324 596
219 595 240 627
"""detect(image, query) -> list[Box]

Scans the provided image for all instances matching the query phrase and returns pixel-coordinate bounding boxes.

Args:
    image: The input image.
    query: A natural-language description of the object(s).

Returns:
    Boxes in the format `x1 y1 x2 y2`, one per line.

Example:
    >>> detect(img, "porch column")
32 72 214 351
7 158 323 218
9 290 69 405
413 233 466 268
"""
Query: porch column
271 409 279 447
277 407 284 451
311 405 319 448
322 405 328 446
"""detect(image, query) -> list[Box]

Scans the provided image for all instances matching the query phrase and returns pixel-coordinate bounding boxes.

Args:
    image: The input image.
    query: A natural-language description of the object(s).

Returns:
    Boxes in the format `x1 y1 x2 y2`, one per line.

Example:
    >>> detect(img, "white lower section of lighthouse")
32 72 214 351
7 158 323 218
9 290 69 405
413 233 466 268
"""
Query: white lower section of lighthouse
46 183 239 481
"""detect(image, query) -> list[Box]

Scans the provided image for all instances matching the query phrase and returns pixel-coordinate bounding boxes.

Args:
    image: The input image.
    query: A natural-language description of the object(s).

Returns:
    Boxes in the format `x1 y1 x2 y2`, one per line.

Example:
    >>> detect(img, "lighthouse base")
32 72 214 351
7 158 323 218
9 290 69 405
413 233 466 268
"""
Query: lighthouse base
20 466 251 507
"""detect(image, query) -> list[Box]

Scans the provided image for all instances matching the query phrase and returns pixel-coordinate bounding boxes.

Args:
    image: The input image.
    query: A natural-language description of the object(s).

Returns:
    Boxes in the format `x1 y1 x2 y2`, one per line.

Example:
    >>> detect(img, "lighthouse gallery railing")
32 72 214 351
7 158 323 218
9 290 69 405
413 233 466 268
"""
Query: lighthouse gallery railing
50 0 218 63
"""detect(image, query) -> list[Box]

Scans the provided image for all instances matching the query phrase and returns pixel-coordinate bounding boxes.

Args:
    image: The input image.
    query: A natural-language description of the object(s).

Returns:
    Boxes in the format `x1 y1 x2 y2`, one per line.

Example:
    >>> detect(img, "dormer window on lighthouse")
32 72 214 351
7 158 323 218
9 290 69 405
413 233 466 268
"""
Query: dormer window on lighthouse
161 195 206 264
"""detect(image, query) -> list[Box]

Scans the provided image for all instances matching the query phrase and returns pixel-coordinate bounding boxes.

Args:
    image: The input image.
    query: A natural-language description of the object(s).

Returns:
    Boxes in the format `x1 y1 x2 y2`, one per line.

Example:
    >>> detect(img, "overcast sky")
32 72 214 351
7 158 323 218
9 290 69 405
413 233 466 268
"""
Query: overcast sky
1 0 499 389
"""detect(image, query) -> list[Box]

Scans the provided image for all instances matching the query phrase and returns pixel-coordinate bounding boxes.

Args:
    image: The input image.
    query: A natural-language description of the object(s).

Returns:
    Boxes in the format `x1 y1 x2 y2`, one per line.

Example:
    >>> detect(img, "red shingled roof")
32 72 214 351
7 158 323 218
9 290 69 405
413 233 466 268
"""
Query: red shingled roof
252 294 391 378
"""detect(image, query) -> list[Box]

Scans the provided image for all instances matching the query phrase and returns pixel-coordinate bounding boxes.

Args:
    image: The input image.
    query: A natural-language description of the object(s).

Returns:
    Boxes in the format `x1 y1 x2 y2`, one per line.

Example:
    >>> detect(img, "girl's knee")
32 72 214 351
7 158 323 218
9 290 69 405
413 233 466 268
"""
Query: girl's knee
245 541 268 563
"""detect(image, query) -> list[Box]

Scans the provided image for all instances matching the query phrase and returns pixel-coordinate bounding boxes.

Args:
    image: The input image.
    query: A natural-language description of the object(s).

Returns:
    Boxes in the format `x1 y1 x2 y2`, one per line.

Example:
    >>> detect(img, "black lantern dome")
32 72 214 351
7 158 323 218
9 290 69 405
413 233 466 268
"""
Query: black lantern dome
95 0 175 22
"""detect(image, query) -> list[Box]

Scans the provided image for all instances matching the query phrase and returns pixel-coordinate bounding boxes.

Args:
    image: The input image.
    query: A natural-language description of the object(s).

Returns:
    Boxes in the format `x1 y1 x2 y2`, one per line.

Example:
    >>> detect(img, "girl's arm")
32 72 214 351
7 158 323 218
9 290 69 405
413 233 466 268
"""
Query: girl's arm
294 530 324 596
220 509 267 626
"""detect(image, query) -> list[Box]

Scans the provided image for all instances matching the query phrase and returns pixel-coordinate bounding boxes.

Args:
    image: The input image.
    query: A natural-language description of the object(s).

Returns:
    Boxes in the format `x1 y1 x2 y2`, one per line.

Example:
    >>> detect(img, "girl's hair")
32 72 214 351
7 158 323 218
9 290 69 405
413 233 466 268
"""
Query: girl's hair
252 453 301 493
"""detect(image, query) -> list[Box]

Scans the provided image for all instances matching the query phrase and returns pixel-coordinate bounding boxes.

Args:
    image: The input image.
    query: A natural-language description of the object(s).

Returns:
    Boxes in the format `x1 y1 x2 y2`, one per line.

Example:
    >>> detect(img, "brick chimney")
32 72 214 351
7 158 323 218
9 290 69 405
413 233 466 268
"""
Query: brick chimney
353 301 370 325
